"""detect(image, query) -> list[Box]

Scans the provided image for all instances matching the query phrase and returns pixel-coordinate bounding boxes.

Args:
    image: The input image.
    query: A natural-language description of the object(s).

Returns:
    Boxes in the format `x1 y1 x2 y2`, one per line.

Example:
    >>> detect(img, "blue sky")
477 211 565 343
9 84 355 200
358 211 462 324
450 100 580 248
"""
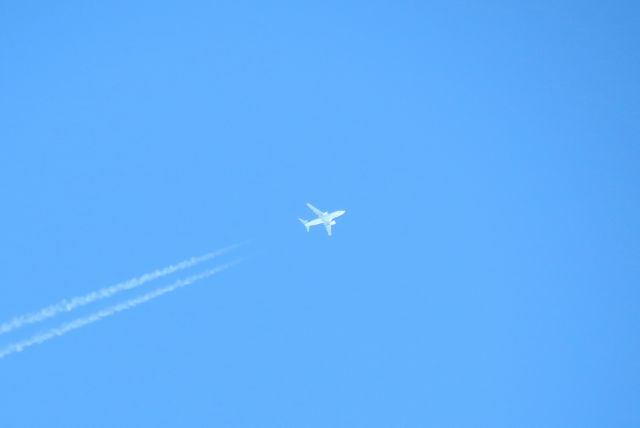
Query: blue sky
1 1 638 426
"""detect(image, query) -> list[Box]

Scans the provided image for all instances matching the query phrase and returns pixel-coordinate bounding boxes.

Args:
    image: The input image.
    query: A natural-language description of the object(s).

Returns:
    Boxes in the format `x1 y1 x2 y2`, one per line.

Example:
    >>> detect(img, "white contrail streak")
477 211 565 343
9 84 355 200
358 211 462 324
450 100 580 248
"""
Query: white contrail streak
0 243 241 336
0 261 240 359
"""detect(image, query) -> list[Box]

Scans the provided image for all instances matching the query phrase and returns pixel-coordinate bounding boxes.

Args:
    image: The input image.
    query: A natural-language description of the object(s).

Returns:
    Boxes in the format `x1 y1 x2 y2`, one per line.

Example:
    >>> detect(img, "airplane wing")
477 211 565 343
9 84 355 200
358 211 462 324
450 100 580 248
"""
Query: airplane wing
306 203 324 217
324 221 332 236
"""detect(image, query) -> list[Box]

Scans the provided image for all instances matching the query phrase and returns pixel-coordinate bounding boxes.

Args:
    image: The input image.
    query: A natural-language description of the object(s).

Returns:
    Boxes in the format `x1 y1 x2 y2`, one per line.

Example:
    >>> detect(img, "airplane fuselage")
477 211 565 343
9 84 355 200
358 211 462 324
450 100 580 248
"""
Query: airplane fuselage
326 210 346 221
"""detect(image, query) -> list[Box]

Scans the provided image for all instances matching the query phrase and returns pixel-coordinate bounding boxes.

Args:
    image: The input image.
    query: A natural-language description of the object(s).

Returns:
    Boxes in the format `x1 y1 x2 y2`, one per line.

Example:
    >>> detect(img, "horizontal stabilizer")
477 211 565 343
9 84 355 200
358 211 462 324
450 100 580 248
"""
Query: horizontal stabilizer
298 218 310 232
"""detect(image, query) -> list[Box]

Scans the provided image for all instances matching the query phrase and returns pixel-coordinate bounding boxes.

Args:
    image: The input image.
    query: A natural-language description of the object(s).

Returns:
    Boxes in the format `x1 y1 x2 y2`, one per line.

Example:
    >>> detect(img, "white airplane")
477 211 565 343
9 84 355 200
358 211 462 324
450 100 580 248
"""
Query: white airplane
298 203 346 236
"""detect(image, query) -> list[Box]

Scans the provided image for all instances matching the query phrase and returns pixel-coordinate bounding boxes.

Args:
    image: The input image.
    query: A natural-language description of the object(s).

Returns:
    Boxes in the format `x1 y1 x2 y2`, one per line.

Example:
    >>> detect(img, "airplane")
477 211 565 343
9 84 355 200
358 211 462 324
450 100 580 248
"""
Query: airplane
298 203 346 236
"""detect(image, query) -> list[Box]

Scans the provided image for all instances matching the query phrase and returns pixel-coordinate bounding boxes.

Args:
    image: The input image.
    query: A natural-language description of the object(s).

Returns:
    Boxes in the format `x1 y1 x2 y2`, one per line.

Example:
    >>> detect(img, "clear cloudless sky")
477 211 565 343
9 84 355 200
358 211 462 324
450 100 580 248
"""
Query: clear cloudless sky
0 1 638 427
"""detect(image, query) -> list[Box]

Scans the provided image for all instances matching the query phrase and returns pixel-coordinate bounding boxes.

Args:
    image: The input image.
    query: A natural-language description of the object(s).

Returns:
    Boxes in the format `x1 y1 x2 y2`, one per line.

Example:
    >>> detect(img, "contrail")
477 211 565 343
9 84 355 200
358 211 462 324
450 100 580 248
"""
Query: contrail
0 260 240 359
0 243 242 336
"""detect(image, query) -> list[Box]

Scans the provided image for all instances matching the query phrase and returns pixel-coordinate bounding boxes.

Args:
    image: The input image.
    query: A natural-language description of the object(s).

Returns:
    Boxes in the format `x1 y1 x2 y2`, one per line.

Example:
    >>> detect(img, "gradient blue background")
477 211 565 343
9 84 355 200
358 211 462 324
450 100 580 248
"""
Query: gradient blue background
1 1 638 426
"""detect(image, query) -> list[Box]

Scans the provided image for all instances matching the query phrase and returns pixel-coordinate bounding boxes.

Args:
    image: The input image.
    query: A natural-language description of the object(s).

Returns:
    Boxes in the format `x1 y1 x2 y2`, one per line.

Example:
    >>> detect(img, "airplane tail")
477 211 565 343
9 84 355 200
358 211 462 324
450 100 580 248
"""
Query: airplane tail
298 218 310 232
